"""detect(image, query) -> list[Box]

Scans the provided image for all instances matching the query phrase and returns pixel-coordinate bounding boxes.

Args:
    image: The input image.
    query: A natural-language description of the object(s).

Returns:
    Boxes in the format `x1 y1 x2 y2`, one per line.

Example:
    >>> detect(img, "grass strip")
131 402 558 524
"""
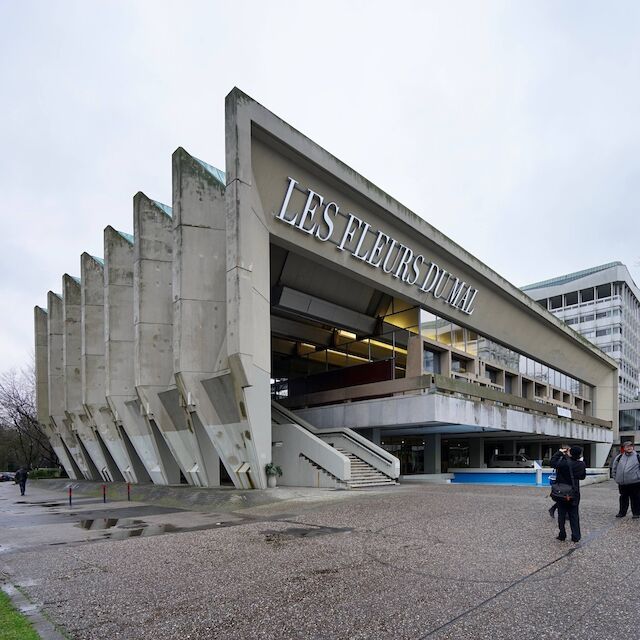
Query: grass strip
0 589 40 640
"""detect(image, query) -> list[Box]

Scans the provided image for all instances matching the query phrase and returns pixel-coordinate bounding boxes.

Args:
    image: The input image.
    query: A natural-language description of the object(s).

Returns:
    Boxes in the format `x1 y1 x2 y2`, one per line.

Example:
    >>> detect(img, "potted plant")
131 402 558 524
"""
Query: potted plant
265 462 282 488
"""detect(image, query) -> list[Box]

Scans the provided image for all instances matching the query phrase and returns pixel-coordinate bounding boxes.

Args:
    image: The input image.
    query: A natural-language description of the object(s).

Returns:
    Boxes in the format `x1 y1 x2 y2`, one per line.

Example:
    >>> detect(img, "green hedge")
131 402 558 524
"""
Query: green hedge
29 468 61 479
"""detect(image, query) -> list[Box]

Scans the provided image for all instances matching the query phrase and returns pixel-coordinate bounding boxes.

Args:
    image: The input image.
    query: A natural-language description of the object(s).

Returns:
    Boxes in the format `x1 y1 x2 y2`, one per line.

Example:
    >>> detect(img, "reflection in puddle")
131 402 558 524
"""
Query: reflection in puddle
77 518 121 530
75 518 179 539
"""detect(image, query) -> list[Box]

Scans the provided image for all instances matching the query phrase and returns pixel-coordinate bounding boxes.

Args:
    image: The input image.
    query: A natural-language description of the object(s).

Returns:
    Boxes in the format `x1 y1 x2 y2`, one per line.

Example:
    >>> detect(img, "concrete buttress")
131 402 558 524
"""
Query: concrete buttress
62 274 104 480
104 226 179 485
46 291 84 479
133 193 210 485
80 253 132 482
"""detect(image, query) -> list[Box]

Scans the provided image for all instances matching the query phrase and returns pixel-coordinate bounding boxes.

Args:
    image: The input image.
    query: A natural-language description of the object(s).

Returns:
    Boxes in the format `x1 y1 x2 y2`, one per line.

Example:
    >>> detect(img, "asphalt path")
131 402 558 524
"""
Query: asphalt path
1 478 637 639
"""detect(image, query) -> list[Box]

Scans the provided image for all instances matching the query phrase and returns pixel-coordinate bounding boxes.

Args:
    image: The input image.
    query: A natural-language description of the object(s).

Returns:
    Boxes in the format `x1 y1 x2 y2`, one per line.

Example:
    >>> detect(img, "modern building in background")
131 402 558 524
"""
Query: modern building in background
523 261 640 446
34 89 617 488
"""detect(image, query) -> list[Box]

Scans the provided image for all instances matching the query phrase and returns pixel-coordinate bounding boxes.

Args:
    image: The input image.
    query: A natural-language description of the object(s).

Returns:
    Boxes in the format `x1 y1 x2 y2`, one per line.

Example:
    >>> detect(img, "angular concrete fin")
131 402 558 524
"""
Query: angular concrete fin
105 225 134 247
34 305 49 425
134 191 173 219
173 147 225 188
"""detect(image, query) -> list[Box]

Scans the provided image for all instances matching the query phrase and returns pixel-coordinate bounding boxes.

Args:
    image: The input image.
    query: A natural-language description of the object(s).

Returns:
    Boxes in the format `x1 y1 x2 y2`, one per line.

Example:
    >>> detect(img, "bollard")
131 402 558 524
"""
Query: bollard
68 486 72 508
127 482 131 502
102 484 106 503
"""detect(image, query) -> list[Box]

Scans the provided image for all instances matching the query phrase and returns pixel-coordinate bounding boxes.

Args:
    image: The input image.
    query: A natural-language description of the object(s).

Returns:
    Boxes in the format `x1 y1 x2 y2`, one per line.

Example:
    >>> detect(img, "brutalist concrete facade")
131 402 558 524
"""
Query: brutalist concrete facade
34 89 619 488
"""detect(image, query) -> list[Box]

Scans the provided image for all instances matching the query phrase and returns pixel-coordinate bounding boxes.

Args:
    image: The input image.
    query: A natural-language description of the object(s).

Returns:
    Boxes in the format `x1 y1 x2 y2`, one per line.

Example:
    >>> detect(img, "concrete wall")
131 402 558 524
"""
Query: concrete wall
63 274 105 480
171 149 230 487
34 306 49 426
104 226 177 485
47 291 83 479
80 253 128 482
133 193 199 485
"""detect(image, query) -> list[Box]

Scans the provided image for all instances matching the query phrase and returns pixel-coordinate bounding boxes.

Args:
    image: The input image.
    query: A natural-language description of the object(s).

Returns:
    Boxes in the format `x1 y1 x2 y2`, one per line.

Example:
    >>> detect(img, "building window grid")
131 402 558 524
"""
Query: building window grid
538 280 640 401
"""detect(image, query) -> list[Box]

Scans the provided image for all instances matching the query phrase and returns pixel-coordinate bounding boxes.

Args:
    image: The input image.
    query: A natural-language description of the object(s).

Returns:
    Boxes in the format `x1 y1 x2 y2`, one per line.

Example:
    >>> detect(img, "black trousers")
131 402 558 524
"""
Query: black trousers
18 480 26 496
618 482 640 516
557 496 581 541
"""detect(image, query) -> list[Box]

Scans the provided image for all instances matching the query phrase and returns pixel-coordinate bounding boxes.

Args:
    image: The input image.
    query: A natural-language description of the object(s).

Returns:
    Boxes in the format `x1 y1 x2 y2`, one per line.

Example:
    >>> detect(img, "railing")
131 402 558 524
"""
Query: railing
279 374 613 431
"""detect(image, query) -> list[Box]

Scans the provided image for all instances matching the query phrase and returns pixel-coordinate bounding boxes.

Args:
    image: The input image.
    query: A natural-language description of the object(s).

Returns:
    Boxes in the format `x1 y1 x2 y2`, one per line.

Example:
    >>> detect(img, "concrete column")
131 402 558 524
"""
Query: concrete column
34 305 63 470
34 306 49 426
80 253 129 482
133 193 204 485
63 274 104 480
172 149 234 487
469 437 484 468
590 442 610 467
424 433 441 474
47 291 81 479
224 91 275 489
105 226 177 484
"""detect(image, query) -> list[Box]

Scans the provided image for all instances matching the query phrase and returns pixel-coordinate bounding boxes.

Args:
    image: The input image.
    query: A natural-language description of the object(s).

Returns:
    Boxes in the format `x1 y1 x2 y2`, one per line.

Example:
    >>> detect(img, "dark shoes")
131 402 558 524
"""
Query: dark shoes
556 534 566 541
616 513 626 518
548 506 556 518
633 515 640 520
571 537 580 543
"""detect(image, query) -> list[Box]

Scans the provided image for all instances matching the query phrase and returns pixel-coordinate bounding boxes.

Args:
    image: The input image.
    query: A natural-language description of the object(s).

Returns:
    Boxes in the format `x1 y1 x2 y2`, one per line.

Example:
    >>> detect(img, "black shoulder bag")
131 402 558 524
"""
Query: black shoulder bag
550 458 576 502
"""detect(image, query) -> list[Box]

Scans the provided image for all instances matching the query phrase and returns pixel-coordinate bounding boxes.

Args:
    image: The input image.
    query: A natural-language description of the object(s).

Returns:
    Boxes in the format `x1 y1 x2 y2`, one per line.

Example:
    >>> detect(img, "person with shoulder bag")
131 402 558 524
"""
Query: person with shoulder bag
549 445 586 542
548 444 570 518
611 441 640 519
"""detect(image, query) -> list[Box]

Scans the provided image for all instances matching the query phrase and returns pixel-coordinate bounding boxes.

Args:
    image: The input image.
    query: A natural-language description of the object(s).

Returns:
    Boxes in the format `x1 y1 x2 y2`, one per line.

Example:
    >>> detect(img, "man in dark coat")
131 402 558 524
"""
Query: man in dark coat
549 445 586 542
14 467 28 496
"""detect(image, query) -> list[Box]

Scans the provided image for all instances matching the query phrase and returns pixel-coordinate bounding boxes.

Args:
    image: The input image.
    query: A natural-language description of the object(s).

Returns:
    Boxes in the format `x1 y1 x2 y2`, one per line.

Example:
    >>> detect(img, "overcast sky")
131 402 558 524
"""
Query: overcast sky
1 0 639 372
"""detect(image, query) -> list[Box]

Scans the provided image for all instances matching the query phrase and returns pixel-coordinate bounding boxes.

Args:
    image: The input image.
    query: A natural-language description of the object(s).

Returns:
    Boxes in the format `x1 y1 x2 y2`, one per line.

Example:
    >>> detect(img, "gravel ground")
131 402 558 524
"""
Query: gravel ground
1 479 638 639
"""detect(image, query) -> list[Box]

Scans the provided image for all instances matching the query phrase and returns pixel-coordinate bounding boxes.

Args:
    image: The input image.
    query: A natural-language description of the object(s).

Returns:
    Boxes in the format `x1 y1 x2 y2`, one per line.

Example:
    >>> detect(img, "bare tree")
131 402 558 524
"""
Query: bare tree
0 366 58 469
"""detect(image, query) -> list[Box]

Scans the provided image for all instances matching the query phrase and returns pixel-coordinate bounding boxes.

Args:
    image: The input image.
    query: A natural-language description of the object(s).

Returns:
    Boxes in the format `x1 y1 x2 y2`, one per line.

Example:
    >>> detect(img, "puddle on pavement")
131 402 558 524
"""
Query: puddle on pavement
16 501 66 507
262 525 353 543
73 517 240 539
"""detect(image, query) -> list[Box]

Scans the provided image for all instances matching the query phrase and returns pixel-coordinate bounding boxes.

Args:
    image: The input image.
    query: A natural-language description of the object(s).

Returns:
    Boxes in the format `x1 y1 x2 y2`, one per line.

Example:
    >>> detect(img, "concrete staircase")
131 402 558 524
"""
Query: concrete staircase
335 448 398 488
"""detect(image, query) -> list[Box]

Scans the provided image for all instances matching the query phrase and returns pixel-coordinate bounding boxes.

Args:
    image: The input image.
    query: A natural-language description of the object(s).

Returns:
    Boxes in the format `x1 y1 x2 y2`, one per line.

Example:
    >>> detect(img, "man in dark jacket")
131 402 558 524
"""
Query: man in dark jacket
611 441 640 519
14 467 28 496
550 445 587 542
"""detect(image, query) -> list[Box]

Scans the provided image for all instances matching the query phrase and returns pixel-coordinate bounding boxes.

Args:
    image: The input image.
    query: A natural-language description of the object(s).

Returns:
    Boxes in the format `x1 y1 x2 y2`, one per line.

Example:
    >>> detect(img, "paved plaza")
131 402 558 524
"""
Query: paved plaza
1 478 638 640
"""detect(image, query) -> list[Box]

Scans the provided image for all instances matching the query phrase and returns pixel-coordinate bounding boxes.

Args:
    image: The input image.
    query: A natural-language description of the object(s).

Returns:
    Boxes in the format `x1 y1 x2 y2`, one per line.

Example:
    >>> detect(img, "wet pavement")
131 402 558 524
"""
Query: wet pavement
1 478 639 639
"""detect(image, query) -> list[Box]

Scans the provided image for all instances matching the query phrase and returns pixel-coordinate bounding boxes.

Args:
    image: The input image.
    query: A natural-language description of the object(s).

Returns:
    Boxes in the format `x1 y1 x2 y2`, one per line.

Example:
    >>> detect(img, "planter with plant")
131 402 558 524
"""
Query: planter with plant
265 462 283 488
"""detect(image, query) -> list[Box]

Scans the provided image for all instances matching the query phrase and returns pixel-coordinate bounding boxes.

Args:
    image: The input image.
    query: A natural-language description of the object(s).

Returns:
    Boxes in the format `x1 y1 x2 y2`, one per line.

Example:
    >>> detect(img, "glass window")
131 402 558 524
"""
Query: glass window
423 348 441 374
580 288 595 302
596 283 612 299
420 310 438 341
465 331 478 356
451 357 467 373
580 314 594 322
550 295 563 309
565 291 578 305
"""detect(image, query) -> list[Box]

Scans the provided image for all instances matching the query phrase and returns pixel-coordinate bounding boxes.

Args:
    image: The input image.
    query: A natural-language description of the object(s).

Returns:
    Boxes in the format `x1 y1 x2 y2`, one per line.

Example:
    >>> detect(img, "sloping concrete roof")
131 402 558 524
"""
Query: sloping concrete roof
153 200 172 218
194 157 225 187
117 230 134 244
522 262 623 291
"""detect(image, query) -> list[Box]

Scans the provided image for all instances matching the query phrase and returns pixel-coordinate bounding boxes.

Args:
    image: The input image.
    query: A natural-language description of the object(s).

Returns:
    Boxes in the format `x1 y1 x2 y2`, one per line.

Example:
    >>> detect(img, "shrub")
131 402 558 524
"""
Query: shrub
29 468 61 479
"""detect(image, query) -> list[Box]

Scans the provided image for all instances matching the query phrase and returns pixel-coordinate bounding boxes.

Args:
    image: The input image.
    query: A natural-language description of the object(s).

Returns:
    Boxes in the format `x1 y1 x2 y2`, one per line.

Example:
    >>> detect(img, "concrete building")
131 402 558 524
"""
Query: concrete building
34 89 618 487
523 261 640 447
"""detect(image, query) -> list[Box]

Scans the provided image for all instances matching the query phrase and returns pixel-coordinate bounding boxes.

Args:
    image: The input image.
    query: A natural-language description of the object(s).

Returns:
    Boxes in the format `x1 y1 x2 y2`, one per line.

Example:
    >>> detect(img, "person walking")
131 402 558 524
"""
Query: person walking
549 445 586 542
14 467 28 496
611 441 640 519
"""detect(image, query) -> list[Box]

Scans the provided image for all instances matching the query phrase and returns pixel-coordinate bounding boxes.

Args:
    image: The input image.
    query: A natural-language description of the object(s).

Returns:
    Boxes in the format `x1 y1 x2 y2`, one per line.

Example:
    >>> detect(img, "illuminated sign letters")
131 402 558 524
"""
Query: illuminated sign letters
276 177 479 315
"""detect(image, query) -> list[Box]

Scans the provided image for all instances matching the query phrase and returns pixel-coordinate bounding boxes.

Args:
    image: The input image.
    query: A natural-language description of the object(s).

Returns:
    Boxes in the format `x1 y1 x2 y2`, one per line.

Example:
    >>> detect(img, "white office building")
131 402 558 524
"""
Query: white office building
522 262 640 403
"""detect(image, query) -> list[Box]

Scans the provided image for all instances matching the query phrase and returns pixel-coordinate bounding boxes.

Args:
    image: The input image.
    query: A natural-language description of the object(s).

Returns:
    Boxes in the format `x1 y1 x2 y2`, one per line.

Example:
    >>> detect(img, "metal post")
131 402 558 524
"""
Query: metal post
102 484 106 503
127 482 131 502
68 486 72 508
